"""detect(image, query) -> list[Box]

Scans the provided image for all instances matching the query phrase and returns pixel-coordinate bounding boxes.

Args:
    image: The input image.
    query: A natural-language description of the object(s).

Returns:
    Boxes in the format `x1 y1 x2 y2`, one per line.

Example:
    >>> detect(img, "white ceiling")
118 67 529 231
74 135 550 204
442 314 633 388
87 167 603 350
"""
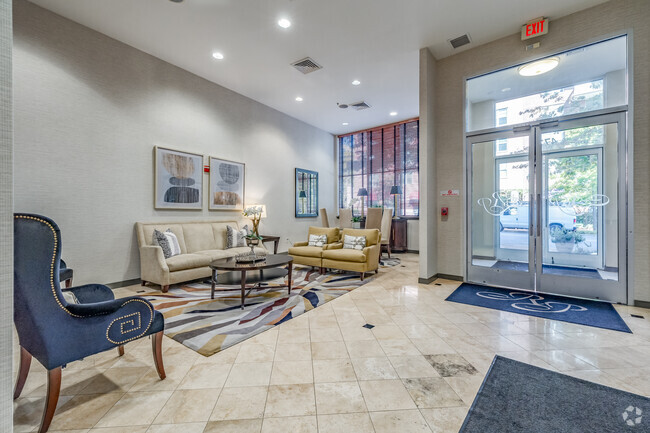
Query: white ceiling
28 0 609 135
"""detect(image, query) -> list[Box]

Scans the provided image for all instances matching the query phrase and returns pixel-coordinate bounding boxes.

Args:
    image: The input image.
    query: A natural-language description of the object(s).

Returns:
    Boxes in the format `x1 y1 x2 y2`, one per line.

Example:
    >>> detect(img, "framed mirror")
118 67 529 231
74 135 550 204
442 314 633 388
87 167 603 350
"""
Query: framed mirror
295 168 318 218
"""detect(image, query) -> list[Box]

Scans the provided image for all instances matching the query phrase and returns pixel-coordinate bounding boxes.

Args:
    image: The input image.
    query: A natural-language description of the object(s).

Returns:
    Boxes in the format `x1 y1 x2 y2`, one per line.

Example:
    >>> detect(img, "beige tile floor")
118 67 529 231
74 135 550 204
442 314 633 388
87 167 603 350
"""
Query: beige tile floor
13 253 650 432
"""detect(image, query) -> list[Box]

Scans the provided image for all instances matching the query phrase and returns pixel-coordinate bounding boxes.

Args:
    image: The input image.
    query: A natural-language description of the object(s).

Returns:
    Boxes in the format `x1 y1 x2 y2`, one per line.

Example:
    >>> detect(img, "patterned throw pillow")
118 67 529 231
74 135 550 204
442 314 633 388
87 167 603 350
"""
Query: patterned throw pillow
308 234 327 247
343 235 366 250
152 229 181 259
226 225 249 248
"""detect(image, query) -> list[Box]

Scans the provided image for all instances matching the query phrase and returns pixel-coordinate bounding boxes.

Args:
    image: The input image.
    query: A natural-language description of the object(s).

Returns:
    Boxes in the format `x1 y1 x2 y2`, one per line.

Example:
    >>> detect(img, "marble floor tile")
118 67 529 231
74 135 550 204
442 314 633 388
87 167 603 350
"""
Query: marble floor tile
443 376 483 405
94 392 171 428
424 354 479 377
310 327 343 342
389 356 440 379
420 407 468 433
402 378 464 408
224 363 273 387
317 413 375 433
369 409 432 433
312 359 357 383
273 342 312 361
178 363 231 389
378 339 421 356
351 357 399 380
269 360 313 385
146 423 206 433
314 381 367 414
260 416 317 433
204 419 263 433
311 341 349 360
209 386 268 421
49 393 125 430
264 384 316 417
235 344 276 363
344 339 385 358
152 389 220 424
358 379 416 411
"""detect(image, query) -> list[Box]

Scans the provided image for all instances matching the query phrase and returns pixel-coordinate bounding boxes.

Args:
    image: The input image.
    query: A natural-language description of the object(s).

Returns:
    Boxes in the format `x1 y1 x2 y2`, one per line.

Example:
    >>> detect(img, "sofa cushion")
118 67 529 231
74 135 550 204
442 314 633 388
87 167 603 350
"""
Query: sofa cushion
166 254 212 272
211 222 237 250
194 249 232 262
183 224 219 253
322 248 367 263
227 225 249 248
307 227 340 244
140 224 188 253
289 246 325 258
341 228 380 246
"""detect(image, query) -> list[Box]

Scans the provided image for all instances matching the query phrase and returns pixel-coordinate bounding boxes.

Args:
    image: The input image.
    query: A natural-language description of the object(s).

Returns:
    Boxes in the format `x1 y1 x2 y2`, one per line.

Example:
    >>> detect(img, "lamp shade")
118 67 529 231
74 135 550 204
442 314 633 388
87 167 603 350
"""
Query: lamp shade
357 188 368 197
299 190 307 198
390 185 402 195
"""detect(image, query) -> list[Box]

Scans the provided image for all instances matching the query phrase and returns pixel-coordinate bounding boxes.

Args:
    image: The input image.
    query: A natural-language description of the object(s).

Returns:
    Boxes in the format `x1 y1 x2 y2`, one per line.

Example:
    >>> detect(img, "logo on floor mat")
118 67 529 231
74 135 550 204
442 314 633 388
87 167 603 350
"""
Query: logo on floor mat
622 406 642 426
476 291 588 314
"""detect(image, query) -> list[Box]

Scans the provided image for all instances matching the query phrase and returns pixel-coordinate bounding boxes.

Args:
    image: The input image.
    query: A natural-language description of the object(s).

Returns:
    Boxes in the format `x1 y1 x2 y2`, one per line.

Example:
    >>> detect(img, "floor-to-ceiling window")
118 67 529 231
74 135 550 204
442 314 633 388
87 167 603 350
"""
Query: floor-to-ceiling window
339 119 419 217
465 35 629 303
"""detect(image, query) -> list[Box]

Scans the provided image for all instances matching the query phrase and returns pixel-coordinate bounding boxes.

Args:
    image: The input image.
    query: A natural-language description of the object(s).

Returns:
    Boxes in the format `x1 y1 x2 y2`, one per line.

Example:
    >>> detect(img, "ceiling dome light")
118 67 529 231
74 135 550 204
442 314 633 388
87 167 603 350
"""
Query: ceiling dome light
518 57 559 76
352 80 361 86
342 122 349 126
278 18 291 28
295 96 303 102
389 111 398 116
212 52 224 60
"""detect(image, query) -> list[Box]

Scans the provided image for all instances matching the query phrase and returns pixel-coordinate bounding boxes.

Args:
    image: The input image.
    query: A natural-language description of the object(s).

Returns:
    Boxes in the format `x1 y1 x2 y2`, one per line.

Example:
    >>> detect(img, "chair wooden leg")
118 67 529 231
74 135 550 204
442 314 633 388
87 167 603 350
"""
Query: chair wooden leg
388 244 391 259
141 280 147 286
39 367 61 433
14 346 32 400
161 285 169 293
65 278 72 289
152 331 166 380
360 272 365 281
117 345 125 356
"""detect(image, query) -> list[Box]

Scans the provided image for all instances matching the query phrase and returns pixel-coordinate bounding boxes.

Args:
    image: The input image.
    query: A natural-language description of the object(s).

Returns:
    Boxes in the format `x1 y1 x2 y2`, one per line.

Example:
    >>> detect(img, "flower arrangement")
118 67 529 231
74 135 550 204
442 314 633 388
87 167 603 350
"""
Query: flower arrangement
243 205 264 236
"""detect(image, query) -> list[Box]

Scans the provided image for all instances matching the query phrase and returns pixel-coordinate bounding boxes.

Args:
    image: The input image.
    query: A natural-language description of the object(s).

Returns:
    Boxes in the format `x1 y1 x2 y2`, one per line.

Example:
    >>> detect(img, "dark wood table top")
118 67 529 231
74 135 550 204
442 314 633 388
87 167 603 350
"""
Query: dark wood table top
209 253 293 271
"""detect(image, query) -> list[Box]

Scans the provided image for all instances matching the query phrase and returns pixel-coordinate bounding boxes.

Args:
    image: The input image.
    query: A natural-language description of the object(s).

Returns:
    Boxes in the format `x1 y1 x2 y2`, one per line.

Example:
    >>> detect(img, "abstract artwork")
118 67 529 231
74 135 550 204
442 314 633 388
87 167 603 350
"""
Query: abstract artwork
154 146 203 209
209 157 245 210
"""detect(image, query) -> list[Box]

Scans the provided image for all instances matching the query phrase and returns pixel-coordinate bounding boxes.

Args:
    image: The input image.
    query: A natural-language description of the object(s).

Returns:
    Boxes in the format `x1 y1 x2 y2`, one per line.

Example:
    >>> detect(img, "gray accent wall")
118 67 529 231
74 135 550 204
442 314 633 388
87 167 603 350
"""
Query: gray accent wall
420 0 650 301
0 0 11 430
13 0 335 286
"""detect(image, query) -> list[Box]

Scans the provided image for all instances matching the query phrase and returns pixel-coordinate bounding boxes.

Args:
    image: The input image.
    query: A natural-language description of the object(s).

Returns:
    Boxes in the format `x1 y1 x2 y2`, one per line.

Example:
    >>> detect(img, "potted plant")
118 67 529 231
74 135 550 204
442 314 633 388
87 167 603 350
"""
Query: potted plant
243 205 265 236
245 233 263 257
352 215 362 229
550 227 584 253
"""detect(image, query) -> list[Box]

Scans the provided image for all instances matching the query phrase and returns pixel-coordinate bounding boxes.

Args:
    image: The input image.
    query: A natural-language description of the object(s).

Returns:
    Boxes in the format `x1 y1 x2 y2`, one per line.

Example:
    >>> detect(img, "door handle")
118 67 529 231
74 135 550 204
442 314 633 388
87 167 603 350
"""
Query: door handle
529 194 533 236
537 193 542 237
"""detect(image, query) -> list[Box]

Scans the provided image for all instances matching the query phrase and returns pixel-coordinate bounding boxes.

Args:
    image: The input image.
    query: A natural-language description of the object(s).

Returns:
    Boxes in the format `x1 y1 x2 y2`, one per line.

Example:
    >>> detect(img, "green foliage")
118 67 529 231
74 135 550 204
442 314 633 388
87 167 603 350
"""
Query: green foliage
550 227 584 244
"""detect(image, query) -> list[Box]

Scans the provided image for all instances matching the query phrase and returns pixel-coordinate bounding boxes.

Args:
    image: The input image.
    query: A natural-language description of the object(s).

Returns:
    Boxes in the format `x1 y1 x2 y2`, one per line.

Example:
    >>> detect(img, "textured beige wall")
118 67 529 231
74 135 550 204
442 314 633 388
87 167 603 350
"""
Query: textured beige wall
432 0 649 301
13 0 335 285
0 0 11 429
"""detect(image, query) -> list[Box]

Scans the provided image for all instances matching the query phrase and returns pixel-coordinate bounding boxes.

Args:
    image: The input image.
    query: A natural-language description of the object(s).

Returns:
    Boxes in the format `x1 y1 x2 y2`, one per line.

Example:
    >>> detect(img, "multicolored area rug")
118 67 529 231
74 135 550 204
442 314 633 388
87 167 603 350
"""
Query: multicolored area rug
143 268 372 356
380 256 401 267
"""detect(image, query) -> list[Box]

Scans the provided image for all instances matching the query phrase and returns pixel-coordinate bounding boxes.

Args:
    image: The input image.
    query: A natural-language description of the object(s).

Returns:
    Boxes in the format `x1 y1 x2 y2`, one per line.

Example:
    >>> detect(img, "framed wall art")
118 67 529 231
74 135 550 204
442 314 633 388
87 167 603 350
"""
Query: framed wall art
154 146 203 210
209 157 245 211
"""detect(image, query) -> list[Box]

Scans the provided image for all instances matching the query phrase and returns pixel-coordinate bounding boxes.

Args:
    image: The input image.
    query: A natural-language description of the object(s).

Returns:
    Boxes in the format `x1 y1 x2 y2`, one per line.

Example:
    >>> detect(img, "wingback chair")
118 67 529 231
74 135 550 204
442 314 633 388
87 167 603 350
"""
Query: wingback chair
13 214 166 433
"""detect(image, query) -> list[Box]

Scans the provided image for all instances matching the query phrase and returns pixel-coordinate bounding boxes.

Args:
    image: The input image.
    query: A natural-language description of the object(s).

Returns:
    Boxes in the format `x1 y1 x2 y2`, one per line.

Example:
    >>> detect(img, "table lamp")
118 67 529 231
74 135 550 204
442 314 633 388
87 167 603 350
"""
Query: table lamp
390 185 402 218
357 188 368 219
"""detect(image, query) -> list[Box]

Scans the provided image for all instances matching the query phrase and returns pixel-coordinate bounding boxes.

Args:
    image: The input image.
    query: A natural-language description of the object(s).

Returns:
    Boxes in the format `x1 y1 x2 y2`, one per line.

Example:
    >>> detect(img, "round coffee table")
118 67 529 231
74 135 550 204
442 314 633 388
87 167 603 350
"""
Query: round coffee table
209 253 294 309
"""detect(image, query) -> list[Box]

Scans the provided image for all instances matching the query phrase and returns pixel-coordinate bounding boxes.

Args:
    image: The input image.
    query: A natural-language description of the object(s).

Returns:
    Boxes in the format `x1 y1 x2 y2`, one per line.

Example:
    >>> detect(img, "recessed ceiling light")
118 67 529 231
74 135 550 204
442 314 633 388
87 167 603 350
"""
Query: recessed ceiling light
501 87 511 92
212 52 224 60
389 111 398 116
342 122 349 126
278 18 291 28
518 57 559 76
352 80 361 86
295 96 303 102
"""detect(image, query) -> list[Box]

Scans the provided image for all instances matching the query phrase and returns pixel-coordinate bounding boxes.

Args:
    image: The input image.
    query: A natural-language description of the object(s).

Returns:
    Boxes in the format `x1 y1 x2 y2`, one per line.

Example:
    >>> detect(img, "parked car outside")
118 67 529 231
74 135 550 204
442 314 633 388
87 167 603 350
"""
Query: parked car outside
499 203 576 231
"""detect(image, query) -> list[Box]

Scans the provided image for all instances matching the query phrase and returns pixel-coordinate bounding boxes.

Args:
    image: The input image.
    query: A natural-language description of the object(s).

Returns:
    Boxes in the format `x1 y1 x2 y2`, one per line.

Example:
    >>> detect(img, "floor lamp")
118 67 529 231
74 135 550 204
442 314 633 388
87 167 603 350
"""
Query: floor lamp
357 188 368 220
390 185 402 218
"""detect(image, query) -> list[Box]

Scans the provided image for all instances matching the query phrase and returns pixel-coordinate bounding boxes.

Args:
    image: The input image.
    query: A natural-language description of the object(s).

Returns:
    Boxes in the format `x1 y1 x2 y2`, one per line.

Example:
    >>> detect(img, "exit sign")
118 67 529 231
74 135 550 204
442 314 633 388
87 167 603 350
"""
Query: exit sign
521 18 548 40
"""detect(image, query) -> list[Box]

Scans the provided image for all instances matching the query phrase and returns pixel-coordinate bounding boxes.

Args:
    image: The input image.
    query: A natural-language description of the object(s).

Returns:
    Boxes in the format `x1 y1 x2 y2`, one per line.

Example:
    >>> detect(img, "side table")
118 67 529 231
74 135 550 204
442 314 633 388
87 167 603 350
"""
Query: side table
259 235 281 254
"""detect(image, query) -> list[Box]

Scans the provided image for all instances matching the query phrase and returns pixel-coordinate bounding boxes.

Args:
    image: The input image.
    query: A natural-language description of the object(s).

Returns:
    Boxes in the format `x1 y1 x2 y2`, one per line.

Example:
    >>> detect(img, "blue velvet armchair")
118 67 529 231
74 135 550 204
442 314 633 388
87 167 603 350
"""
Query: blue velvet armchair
13 214 166 433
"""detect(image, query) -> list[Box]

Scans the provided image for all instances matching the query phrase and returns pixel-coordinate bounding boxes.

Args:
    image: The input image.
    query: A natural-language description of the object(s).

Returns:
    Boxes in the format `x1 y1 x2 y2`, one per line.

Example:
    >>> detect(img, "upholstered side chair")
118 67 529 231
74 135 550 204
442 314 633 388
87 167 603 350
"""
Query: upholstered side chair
380 210 393 258
365 207 383 231
339 208 353 229
13 214 166 433
59 259 73 288
320 208 330 227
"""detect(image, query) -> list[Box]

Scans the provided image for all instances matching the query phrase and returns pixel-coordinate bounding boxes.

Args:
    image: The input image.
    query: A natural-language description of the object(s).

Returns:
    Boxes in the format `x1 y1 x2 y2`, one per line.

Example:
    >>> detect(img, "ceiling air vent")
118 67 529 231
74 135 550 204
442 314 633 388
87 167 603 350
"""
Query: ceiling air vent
291 57 323 74
351 101 371 111
449 34 471 49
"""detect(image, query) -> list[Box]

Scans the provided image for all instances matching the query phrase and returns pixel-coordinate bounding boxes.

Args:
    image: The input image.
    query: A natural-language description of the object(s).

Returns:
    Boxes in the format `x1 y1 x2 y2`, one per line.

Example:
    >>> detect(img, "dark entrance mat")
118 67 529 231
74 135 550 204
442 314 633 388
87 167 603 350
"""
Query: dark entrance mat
491 260 603 279
446 283 631 333
460 356 650 432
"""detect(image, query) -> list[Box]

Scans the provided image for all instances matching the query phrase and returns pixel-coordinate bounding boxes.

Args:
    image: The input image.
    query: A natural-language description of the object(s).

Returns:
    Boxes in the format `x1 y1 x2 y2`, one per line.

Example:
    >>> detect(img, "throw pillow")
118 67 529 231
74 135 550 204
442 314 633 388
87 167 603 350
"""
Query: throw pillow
308 234 327 247
61 290 79 305
226 225 249 248
343 234 367 250
152 229 181 259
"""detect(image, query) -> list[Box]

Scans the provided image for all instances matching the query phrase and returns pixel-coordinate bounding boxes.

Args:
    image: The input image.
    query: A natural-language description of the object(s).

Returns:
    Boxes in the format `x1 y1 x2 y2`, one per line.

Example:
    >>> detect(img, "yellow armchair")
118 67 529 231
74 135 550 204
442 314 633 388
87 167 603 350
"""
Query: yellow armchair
322 228 381 280
288 227 341 270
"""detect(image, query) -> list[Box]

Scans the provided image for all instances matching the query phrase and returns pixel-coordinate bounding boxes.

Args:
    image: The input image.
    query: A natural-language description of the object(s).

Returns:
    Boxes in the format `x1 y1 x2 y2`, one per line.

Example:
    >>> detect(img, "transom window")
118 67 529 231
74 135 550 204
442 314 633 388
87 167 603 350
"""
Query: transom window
339 120 419 217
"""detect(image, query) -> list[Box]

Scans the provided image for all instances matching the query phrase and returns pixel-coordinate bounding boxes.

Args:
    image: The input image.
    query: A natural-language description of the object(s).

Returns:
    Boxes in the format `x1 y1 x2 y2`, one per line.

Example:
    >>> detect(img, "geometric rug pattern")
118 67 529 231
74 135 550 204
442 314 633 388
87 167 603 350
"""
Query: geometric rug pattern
143 268 372 356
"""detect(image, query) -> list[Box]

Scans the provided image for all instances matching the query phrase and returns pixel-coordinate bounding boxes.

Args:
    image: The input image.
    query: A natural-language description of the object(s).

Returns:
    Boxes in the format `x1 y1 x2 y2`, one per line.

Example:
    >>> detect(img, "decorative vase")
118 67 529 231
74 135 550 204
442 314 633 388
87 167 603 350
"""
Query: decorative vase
246 238 259 258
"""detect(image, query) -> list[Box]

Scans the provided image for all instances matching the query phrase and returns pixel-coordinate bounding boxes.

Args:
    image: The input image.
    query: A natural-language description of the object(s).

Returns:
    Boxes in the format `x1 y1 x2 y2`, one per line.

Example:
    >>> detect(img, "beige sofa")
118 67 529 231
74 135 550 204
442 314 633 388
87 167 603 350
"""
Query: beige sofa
135 220 265 292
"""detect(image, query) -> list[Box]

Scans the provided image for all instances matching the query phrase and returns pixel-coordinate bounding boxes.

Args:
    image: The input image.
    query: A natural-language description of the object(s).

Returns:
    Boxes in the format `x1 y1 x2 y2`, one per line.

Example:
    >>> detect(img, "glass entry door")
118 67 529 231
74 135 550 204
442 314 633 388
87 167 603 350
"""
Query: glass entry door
467 112 627 303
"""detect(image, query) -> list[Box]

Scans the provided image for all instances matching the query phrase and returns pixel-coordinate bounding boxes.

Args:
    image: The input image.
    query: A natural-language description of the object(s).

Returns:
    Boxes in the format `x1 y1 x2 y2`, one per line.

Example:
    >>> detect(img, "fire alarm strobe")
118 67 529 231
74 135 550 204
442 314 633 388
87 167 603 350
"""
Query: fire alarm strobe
441 207 448 216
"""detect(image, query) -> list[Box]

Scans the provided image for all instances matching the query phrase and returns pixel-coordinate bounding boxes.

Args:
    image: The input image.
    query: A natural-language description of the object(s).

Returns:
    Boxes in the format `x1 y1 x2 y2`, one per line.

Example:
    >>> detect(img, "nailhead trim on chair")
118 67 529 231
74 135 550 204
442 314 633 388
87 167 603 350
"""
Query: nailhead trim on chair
105 298 154 345
15 215 82 318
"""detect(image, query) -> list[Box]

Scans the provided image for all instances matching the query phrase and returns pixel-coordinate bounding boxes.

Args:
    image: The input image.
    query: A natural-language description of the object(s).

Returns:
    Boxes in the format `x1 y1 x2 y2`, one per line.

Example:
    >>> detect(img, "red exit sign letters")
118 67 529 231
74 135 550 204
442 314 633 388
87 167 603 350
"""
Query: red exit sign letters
521 18 548 40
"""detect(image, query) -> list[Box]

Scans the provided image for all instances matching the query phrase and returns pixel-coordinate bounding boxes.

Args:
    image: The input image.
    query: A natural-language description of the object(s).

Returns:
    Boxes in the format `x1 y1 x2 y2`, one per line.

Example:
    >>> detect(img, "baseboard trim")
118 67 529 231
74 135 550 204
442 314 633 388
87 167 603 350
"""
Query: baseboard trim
419 273 464 284
634 300 650 309
406 249 419 254
106 278 141 289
